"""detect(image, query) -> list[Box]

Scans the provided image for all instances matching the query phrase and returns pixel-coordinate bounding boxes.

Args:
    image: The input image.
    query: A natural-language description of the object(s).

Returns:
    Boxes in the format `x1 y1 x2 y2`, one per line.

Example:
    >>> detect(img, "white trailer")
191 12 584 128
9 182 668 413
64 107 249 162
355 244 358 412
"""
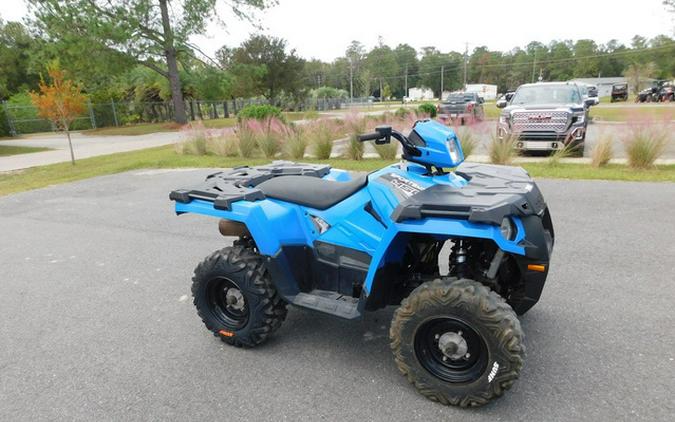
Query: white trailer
465 84 498 101
407 87 435 101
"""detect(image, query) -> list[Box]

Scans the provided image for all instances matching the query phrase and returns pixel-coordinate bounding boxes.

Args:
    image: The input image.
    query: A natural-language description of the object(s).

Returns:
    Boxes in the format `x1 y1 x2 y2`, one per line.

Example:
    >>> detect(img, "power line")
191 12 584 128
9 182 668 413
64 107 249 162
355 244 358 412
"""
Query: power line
302 41 675 86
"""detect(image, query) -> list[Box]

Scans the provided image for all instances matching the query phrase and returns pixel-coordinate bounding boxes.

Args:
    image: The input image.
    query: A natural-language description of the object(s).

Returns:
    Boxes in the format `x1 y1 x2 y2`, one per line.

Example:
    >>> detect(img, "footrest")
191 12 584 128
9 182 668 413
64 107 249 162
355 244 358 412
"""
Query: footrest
292 290 361 320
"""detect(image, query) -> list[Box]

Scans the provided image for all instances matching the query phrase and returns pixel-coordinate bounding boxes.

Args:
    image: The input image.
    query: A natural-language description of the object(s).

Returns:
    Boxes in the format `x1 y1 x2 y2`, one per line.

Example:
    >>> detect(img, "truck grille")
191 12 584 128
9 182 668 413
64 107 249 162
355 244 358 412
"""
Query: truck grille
511 111 569 132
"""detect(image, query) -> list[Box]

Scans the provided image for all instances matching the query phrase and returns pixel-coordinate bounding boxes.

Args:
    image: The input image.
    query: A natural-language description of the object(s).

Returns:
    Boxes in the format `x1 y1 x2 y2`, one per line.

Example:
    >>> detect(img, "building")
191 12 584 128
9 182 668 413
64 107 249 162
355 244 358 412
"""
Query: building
464 84 498 101
568 77 656 97
407 87 435 101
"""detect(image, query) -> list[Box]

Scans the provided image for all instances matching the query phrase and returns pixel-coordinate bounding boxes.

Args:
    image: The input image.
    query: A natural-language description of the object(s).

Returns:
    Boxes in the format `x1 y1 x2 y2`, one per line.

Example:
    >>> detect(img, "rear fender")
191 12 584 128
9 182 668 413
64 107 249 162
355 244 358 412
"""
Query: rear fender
175 198 308 255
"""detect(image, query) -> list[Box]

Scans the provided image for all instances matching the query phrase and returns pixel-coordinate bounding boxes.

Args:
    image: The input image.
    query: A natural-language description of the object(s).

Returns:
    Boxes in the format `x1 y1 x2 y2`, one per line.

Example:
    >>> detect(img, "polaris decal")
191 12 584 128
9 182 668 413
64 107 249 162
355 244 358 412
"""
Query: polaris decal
379 173 425 200
487 361 500 383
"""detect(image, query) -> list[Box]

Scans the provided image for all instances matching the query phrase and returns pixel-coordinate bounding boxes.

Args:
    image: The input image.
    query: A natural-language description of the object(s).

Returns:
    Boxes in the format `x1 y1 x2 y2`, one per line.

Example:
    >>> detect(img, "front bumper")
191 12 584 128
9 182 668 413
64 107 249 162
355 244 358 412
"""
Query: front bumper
439 112 472 120
497 124 585 151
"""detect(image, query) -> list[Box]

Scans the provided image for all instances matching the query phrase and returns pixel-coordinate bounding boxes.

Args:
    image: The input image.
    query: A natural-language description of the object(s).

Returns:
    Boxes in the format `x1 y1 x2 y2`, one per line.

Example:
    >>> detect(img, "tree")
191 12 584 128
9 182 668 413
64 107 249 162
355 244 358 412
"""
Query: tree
228 35 305 100
573 40 600 77
27 0 273 124
0 20 40 99
29 62 86 165
393 44 419 97
624 62 657 94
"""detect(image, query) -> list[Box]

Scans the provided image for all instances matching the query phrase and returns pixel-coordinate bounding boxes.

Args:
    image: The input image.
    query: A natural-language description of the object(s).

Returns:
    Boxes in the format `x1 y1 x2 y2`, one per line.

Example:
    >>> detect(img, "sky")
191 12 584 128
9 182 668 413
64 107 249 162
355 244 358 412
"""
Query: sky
1 0 673 62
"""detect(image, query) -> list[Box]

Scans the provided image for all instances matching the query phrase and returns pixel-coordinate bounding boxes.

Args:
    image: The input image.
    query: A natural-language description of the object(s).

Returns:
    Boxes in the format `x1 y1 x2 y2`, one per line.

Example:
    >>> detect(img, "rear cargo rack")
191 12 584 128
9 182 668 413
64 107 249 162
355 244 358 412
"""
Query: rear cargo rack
169 161 331 210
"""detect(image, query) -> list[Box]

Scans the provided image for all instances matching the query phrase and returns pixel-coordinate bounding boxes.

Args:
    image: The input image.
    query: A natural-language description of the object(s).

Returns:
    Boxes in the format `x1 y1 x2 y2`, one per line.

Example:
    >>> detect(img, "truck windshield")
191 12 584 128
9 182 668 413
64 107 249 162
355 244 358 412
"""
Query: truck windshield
444 94 472 102
511 85 581 105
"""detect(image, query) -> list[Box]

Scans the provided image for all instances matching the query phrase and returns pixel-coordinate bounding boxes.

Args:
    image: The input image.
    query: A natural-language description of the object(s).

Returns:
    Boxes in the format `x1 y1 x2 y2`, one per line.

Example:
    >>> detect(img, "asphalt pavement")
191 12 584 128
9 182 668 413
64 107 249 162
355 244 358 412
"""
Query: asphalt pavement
1 169 674 421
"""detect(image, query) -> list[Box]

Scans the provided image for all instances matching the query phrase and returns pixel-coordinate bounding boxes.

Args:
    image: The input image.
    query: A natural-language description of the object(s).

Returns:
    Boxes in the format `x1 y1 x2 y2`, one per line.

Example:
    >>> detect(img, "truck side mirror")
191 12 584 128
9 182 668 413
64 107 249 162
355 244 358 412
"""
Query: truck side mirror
584 97 598 107
496 99 507 108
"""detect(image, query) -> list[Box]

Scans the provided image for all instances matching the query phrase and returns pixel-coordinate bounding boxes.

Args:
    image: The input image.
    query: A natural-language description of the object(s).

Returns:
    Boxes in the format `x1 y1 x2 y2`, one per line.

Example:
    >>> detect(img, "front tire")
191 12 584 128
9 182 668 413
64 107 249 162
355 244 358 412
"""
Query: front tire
192 246 287 348
390 278 524 407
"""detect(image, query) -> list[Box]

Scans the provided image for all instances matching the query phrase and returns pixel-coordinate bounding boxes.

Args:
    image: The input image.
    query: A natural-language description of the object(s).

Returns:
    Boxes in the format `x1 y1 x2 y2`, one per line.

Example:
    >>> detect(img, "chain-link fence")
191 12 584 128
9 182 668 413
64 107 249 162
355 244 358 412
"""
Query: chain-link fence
1 97 345 136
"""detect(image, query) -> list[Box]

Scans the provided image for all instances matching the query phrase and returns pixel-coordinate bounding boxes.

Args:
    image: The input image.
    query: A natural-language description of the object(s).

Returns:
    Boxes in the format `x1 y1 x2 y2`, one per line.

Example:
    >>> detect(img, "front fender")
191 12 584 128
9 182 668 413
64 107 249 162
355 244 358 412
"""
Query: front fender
362 216 526 293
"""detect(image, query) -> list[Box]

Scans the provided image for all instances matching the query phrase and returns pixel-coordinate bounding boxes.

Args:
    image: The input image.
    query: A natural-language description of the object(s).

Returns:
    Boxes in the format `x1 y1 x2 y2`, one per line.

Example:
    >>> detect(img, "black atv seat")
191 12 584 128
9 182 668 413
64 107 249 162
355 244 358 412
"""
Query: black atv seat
256 175 367 209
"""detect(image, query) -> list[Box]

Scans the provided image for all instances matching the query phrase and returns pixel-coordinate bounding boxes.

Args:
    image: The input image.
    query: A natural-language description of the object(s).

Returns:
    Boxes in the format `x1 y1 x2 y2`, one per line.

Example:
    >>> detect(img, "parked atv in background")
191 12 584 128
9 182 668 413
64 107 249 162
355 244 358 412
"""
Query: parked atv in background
635 81 672 103
171 120 555 407
437 92 485 125
657 81 674 102
610 83 628 102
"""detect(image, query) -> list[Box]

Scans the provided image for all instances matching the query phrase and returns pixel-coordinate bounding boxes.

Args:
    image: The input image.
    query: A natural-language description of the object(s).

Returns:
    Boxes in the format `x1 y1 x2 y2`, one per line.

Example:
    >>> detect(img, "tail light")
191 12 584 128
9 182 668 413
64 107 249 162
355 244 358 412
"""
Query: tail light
467 103 474 112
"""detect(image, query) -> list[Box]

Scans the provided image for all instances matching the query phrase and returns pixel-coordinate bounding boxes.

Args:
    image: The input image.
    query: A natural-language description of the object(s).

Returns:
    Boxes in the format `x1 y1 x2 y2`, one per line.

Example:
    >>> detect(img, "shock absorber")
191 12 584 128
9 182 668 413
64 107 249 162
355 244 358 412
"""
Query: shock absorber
452 239 468 279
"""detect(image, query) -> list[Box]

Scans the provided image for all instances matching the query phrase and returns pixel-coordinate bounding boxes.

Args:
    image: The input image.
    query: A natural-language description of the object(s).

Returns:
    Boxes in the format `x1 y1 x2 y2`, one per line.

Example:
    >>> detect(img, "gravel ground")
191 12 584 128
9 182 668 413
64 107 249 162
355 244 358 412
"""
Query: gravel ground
1 169 674 421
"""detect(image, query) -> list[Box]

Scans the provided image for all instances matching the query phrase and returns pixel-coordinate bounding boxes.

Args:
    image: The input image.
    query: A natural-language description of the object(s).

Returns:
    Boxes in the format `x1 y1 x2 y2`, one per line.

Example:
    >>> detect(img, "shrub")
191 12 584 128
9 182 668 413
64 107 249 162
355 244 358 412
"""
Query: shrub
394 107 412 119
547 141 576 167
418 102 437 118
308 119 338 159
624 123 669 169
285 124 308 160
259 117 290 158
488 133 517 165
591 134 613 167
235 121 259 158
344 114 366 160
455 127 478 159
374 142 399 160
310 86 348 100
237 104 283 122
176 122 208 155
207 132 239 157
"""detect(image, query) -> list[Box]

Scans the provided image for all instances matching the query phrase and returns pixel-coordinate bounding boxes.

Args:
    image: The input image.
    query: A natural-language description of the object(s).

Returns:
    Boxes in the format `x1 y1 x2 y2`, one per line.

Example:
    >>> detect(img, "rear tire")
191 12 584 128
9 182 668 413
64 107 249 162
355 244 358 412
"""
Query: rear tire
390 278 524 407
192 246 287 348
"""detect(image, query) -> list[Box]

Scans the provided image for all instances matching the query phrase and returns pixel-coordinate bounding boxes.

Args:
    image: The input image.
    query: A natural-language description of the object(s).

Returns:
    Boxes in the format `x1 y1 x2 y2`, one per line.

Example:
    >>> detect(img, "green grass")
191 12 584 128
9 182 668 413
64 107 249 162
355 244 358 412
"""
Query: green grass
522 162 675 182
1 145 674 197
590 105 674 122
0 145 51 157
483 103 500 119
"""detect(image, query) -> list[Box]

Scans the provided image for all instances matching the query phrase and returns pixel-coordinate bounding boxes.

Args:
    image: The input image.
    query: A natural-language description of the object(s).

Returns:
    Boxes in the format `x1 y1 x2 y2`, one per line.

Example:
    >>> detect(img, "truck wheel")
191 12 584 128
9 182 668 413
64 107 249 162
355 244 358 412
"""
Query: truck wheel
390 278 524 407
570 141 584 157
192 246 287 348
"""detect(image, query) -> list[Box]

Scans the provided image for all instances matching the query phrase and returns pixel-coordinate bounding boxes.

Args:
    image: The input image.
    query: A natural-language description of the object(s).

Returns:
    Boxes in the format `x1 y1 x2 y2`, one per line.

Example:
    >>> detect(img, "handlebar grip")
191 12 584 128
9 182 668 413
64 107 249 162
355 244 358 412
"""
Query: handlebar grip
358 132 380 142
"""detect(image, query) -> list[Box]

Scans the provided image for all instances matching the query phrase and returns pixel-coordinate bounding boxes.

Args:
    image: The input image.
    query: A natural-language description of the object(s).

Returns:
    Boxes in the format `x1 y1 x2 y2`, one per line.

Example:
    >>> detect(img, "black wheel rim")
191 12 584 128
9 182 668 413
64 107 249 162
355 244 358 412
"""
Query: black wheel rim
205 276 249 330
414 317 488 384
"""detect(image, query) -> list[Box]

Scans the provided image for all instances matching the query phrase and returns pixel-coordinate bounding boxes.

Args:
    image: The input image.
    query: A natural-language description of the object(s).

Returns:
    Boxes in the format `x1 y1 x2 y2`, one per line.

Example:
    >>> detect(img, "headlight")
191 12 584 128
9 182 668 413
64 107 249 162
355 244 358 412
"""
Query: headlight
500 217 516 240
447 136 462 163
574 113 585 124
499 114 509 125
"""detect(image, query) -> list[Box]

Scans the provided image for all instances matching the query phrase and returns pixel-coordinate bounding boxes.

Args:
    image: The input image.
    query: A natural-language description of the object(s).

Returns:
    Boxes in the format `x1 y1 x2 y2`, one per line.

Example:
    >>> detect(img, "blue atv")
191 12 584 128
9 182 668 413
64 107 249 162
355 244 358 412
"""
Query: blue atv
170 119 554 407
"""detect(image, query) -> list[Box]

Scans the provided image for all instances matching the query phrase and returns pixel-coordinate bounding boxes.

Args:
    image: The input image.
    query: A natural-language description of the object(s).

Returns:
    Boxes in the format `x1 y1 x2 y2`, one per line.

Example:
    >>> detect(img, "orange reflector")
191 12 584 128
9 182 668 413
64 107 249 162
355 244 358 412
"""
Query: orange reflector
527 264 546 272
218 330 234 337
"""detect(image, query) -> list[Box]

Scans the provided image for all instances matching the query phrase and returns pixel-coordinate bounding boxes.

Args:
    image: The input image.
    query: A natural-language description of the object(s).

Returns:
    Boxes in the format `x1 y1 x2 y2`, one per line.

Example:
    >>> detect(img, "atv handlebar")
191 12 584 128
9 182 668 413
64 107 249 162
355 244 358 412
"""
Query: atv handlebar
359 123 424 161
358 132 382 142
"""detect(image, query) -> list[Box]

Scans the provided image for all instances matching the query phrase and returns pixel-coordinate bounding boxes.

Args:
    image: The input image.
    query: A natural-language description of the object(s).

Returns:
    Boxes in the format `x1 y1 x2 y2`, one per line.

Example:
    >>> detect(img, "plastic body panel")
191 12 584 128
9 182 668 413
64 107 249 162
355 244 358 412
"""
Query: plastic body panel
172 160 552 317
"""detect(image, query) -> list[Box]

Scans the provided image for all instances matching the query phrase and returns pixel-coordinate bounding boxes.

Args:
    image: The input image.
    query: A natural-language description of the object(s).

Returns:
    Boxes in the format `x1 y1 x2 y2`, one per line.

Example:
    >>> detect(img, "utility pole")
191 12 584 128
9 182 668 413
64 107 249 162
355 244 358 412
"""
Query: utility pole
531 52 536 83
463 42 468 90
349 60 354 103
404 64 408 98
440 65 444 99
379 78 383 101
